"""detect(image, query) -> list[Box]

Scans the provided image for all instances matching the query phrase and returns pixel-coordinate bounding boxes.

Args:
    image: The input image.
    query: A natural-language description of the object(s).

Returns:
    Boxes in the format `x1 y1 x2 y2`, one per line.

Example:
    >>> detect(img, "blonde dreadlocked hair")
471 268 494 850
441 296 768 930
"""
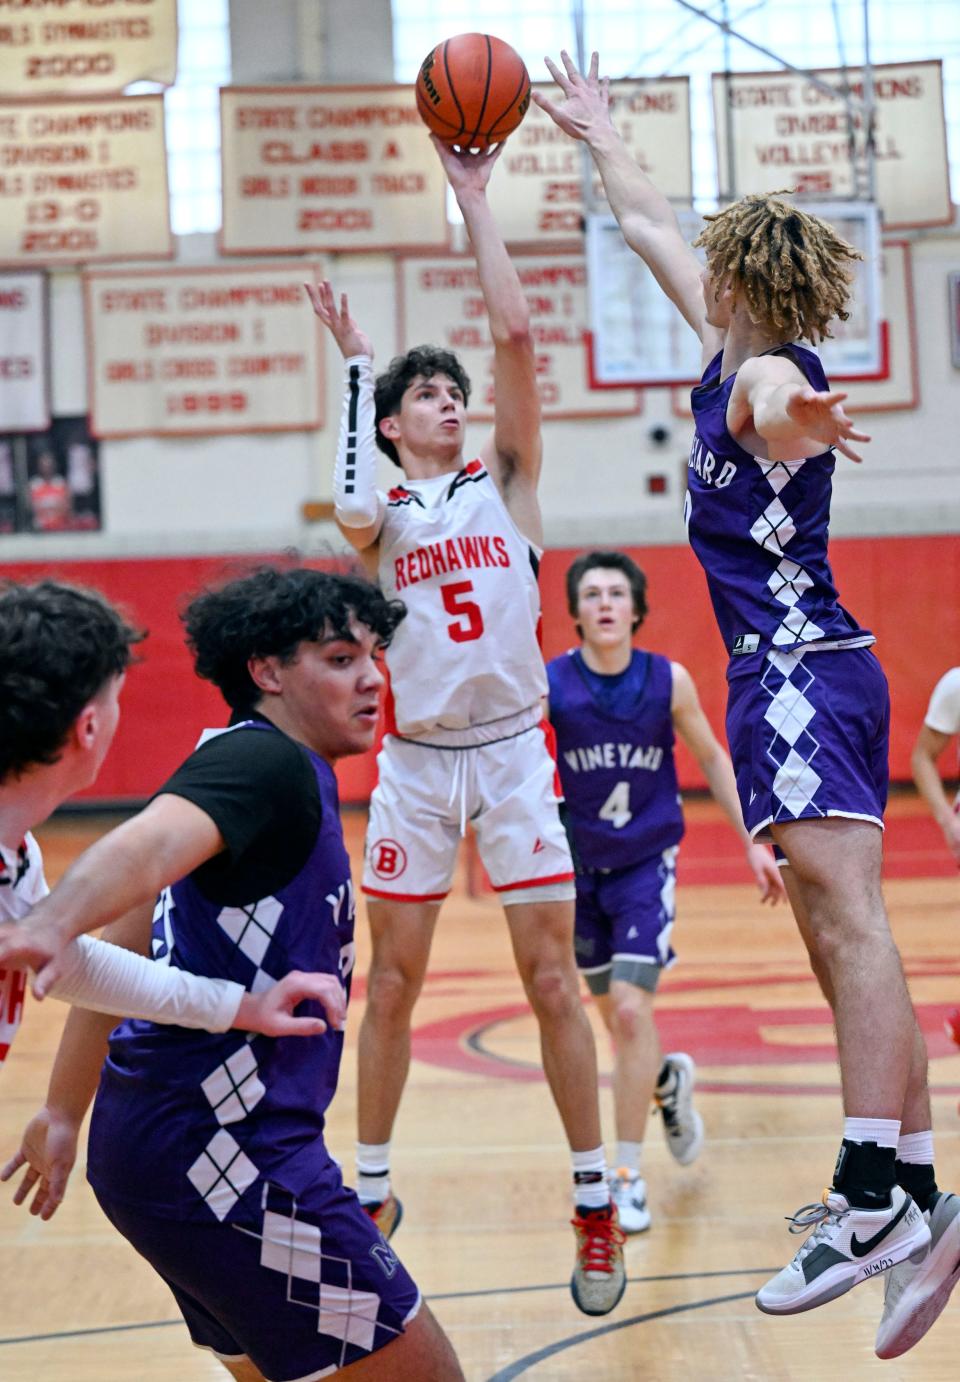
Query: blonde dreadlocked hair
693 193 862 342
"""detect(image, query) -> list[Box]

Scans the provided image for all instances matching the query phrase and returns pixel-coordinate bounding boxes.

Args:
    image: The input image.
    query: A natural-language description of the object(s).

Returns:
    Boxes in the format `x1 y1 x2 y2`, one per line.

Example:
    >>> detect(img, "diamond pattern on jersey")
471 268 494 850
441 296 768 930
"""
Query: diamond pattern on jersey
760 651 824 819
656 846 678 964
751 459 824 648
201 1044 266 1125
252 1207 400 1360
217 895 283 980
187 1129 259 1221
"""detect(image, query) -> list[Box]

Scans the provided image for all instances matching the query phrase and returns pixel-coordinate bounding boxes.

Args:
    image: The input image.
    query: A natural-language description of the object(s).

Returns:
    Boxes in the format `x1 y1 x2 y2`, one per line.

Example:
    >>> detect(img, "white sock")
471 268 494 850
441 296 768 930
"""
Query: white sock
897 1130 935 1164
615 1140 643 1176
843 1117 900 1149
572 1146 610 1209
356 1141 391 1204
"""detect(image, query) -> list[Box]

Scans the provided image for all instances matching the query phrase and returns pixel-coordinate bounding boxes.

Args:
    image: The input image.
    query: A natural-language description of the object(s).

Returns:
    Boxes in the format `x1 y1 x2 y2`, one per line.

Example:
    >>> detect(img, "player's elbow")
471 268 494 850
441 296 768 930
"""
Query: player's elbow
492 319 533 352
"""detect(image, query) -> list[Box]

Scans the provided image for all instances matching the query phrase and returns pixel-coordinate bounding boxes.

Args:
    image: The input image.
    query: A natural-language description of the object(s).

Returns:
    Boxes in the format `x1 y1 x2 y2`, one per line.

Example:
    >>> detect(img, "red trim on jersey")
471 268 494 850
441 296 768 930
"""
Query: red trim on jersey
464 458 485 476
492 871 575 893
0 1042 9 1064
381 669 398 739
362 887 449 902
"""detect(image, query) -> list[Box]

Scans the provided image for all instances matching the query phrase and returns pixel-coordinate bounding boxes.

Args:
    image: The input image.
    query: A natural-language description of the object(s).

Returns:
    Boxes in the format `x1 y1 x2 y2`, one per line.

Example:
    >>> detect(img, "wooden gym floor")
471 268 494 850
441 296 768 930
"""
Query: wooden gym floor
1 797 958 1380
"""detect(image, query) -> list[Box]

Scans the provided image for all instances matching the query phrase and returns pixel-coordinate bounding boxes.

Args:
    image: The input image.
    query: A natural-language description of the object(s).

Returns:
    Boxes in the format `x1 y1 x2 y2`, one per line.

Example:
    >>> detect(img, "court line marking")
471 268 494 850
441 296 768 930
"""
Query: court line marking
0 1269 776 1348
484 1290 758 1381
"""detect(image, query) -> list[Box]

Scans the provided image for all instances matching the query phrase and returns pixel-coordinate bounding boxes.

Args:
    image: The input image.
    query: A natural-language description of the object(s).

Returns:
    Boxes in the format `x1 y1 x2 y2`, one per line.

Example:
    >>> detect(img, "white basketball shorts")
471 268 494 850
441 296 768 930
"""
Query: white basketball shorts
362 725 575 903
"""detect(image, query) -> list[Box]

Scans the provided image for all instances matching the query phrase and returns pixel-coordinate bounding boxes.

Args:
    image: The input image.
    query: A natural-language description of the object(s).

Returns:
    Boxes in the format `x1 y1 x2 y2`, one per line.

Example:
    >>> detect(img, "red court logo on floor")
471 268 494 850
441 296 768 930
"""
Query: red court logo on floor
369 838 407 880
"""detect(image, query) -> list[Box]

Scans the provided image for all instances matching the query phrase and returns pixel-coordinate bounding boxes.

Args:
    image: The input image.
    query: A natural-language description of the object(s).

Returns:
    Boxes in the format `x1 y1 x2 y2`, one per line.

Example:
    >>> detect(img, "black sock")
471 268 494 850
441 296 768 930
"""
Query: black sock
895 1158 939 1213
832 1139 896 1209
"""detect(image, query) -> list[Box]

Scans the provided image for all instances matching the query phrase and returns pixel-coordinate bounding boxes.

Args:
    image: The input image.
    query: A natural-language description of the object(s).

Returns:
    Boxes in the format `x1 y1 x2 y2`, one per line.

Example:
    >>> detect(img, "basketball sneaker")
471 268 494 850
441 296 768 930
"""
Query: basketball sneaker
755 1185 930 1316
361 1193 403 1241
609 1169 651 1234
875 1191 960 1358
654 1053 704 1166
570 1203 627 1316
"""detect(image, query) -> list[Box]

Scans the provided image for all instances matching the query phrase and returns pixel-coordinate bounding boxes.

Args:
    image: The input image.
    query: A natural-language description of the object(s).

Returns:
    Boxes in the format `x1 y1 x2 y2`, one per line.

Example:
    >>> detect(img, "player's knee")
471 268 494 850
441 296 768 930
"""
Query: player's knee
610 997 643 1043
524 962 580 1019
365 964 422 1023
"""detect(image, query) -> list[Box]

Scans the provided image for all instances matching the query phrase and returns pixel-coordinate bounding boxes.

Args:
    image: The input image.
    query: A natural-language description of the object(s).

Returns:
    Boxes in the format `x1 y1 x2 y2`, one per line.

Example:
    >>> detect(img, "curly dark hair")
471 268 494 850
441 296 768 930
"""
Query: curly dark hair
374 346 472 467
694 193 862 342
182 566 406 712
0 580 144 781
565 550 649 632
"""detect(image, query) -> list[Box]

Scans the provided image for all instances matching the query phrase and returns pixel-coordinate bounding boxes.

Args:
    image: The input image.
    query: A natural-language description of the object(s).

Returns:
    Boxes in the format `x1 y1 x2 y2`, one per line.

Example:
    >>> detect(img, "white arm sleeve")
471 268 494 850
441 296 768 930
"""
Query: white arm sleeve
47 936 244 1032
334 354 384 528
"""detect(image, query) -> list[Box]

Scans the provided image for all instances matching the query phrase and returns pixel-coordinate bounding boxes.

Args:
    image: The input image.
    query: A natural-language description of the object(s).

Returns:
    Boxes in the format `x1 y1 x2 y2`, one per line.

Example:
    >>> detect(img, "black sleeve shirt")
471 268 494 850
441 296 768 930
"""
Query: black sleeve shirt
155 718 322 907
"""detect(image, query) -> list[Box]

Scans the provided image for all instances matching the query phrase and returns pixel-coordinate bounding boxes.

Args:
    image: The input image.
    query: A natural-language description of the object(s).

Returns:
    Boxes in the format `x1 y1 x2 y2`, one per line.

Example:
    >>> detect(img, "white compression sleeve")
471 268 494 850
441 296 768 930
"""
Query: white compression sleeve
334 354 383 528
47 935 244 1032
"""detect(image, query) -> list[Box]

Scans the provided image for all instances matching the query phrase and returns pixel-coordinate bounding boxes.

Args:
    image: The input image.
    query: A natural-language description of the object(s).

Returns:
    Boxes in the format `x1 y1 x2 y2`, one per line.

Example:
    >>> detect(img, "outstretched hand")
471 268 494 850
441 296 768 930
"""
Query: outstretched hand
532 50 612 141
746 843 787 905
786 387 871 463
429 134 503 195
235 970 347 1038
303 275 374 360
1 1105 80 1220
0 918 70 1000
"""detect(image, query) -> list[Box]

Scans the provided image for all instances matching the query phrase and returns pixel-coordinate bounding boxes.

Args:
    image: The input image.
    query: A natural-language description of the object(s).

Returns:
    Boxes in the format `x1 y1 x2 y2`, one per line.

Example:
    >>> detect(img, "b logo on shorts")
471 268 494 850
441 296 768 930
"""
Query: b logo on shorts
369 838 407 880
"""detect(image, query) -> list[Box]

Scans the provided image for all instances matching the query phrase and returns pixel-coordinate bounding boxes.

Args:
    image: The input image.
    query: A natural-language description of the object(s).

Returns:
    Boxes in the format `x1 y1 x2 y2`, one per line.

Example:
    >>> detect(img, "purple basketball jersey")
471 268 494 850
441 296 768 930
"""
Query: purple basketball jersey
547 649 684 869
686 343 872 679
88 722 355 1223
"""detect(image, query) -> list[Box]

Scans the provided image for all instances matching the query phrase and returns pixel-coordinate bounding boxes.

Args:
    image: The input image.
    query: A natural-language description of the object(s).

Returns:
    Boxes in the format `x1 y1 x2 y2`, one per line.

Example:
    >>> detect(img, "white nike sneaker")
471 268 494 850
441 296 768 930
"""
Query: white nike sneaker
875 1191 960 1358
609 1169 651 1234
755 1185 930 1316
654 1052 704 1166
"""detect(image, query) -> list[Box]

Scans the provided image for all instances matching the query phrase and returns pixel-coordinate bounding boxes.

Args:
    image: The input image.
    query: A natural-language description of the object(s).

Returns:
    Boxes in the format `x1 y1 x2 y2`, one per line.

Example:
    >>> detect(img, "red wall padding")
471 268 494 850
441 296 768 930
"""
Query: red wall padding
5 535 957 803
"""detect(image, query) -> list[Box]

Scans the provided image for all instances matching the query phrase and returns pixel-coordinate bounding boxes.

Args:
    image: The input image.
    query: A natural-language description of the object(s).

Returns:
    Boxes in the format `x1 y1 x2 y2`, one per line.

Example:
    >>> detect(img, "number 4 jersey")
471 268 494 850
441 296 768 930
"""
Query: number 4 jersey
377 460 547 740
547 649 684 870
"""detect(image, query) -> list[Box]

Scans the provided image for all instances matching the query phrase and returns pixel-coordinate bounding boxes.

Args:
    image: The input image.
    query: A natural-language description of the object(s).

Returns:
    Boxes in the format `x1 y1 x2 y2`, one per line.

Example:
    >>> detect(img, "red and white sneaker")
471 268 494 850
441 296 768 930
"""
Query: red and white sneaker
570 1203 627 1316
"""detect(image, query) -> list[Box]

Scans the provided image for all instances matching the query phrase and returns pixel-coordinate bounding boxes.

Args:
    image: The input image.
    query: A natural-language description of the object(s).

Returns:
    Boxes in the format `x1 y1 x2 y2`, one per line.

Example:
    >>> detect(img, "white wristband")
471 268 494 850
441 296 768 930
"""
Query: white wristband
48 936 244 1032
335 354 383 528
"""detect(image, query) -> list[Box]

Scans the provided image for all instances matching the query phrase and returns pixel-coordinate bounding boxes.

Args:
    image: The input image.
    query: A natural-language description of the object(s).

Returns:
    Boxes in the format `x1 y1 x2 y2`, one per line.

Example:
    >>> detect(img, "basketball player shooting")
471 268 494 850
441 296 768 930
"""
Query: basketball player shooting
305 132 625 1318
535 49 960 1357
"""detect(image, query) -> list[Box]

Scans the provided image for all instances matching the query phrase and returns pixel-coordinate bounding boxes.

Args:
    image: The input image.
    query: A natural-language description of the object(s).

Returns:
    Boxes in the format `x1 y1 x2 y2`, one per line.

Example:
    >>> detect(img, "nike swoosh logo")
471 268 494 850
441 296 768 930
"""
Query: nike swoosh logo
849 1197 911 1257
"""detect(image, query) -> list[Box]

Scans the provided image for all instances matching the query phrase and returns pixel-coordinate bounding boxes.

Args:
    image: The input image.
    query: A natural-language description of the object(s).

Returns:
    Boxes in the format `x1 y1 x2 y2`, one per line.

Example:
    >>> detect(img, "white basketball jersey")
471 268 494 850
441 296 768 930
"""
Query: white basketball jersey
0 832 47 1067
377 460 547 739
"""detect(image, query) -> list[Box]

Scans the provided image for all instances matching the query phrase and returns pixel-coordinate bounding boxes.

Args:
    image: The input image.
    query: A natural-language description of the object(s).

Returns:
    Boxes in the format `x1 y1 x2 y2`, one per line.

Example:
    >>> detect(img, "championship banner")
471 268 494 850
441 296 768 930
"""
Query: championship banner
84 265 325 437
398 252 640 421
487 77 692 246
0 271 49 430
0 95 171 265
0 0 177 99
220 85 449 255
713 61 951 230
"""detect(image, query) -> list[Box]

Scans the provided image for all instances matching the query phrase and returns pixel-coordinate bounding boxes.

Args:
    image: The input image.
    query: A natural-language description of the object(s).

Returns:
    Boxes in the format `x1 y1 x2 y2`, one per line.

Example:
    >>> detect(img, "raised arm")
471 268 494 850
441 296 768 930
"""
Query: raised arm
304 276 385 553
671 663 785 904
729 355 871 463
535 51 720 355
431 137 542 528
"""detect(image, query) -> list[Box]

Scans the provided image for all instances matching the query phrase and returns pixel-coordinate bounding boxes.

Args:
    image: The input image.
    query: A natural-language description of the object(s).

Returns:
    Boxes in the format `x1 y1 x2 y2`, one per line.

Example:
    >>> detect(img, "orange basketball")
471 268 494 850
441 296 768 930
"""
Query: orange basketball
416 33 530 151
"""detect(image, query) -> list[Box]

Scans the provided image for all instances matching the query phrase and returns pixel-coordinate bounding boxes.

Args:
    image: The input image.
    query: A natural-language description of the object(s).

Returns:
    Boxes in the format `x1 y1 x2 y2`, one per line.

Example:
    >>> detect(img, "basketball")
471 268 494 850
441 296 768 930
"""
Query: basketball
416 32 530 150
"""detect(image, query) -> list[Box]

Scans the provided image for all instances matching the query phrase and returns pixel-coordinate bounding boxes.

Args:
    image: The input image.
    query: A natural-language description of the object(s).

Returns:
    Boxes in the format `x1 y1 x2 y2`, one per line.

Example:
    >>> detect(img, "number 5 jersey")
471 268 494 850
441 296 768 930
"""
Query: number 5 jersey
377 460 547 742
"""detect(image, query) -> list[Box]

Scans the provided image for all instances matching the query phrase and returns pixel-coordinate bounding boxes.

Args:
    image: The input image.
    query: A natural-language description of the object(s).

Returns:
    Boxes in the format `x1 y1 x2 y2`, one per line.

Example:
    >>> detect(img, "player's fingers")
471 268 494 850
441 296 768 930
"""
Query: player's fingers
588 51 600 82
555 48 577 80
275 1016 328 1038
835 439 863 463
543 55 570 91
0 1150 26 1182
531 90 560 120
32 956 62 1000
12 1166 40 1207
